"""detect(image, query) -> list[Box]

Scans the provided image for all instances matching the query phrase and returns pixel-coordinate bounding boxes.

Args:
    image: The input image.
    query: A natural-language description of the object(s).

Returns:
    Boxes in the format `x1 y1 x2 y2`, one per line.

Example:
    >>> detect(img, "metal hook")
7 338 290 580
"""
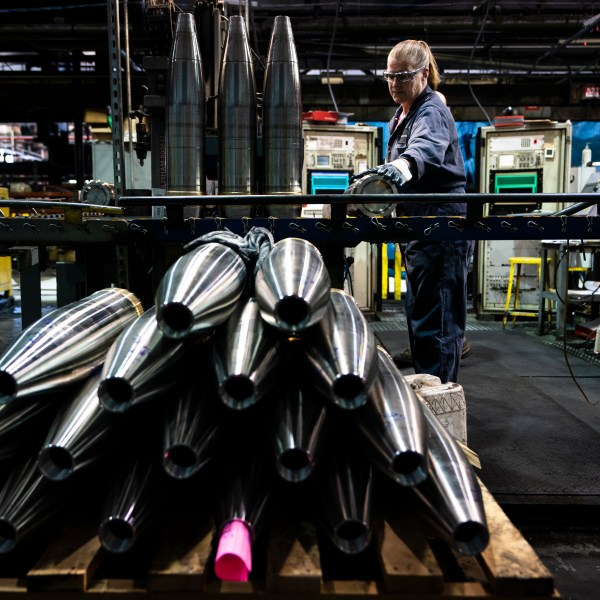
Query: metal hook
587 215 594 232
560 215 568 233
370 217 386 230
501 220 518 232
129 222 148 235
424 222 440 236
213 217 224 231
49 223 64 231
315 221 332 233
23 222 40 233
448 220 464 232
268 215 276 234
475 220 491 232
527 220 544 232
342 221 359 233
242 216 250 234
101 224 119 234
289 222 307 233
394 220 413 232
0 221 12 231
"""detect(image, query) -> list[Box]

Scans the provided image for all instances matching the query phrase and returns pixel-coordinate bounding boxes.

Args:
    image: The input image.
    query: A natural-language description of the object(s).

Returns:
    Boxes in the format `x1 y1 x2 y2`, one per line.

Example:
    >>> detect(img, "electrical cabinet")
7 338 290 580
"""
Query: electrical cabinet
476 122 572 315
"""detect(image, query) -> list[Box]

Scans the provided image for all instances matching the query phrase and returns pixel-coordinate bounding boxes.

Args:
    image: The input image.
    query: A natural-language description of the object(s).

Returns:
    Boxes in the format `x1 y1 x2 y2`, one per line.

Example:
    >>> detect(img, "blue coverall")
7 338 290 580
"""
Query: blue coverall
387 85 471 383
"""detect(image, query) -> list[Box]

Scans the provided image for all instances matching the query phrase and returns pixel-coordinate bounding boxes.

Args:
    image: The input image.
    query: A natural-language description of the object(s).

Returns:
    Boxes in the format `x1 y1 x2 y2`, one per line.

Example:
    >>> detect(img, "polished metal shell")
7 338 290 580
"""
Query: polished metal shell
162 381 219 480
38 373 119 481
414 400 489 555
99 308 187 412
155 243 247 339
255 238 330 333
0 288 142 404
218 15 257 208
345 172 398 217
263 16 302 216
166 12 206 195
317 451 373 555
271 385 328 482
0 455 68 553
216 455 271 542
98 458 163 553
213 298 281 410
304 288 377 409
354 346 429 486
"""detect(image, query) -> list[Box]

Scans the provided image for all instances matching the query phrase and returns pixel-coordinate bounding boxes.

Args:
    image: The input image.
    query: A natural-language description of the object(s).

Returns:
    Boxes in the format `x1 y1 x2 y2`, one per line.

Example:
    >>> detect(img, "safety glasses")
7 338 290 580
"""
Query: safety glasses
383 67 424 83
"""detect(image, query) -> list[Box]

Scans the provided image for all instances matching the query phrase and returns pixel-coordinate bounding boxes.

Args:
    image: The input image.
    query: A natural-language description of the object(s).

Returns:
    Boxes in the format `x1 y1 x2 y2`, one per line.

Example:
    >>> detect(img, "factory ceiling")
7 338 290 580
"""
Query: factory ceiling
0 1 599 123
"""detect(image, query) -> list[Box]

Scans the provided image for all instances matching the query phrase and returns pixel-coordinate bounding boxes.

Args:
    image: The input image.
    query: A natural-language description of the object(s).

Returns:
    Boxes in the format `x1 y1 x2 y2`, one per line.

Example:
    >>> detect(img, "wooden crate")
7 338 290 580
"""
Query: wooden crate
0 482 557 599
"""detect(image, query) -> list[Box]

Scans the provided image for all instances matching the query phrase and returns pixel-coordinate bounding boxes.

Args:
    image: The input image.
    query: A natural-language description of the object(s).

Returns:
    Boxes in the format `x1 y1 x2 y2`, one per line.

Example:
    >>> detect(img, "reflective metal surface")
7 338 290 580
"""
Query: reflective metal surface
216 454 271 542
99 308 188 412
271 385 328 483
304 288 377 409
0 455 68 553
0 289 142 404
354 346 428 486
413 400 489 555
155 243 247 339
218 15 256 210
345 172 398 217
213 298 281 410
255 238 330 333
38 373 120 481
317 450 373 555
263 16 302 216
166 12 206 196
98 457 164 553
162 380 219 480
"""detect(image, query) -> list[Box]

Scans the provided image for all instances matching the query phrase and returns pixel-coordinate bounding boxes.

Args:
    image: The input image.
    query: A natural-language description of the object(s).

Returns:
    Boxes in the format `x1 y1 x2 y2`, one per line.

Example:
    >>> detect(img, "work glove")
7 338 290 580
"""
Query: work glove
350 159 412 189
375 163 408 188
349 167 378 184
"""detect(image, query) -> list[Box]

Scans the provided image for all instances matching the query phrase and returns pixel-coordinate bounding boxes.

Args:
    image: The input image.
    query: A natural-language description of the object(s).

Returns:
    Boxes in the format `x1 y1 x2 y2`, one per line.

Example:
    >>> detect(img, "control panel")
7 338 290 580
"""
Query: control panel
303 124 379 185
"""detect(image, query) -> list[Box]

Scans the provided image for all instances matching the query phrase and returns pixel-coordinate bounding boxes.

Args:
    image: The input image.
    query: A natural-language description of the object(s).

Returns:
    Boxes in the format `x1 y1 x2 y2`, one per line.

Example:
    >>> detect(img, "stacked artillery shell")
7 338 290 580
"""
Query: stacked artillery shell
162 379 220 480
412 394 489 555
98 308 188 412
262 15 303 217
255 238 331 333
213 298 281 410
166 11 206 196
218 15 257 216
0 455 70 554
0 288 142 405
304 289 378 409
316 449 373 555
155 242 247 339
98 457 165 553
38 373 122 481
354 346 429 486
271 384 329 483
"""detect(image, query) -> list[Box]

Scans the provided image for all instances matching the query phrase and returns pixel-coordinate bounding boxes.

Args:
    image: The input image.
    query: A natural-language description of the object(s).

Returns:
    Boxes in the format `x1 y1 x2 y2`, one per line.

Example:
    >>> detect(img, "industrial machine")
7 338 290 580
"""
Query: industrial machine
476 121 572 316
301 123 381 310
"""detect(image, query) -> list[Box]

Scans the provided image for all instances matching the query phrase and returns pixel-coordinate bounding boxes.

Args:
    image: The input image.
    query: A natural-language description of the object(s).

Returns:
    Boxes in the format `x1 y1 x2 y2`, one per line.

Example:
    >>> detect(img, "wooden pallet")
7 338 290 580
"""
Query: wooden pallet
0 481 557 599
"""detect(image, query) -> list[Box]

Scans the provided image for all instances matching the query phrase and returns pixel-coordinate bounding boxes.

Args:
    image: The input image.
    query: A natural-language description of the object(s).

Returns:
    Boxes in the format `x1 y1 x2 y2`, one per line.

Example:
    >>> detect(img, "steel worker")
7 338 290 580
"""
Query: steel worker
353 39 472 383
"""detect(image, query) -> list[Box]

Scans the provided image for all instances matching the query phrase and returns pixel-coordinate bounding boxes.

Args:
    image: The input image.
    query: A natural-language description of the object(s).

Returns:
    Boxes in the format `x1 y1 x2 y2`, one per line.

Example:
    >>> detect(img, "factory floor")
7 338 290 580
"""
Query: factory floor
1 270 599 599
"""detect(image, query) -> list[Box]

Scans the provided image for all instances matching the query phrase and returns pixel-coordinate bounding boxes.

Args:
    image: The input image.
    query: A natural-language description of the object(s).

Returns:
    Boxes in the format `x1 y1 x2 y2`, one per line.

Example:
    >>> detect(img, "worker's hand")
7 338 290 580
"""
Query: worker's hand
375 163 408 188
349 167 378 184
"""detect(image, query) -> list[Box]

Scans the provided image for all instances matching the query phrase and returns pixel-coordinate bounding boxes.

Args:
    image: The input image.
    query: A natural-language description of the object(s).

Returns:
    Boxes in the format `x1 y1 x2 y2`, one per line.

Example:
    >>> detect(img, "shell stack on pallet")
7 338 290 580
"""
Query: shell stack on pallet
0 230 556 599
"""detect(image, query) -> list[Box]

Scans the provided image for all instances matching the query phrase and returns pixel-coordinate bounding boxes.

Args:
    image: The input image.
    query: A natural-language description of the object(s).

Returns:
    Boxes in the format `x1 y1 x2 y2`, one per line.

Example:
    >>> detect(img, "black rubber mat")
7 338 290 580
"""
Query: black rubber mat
374 326 600 504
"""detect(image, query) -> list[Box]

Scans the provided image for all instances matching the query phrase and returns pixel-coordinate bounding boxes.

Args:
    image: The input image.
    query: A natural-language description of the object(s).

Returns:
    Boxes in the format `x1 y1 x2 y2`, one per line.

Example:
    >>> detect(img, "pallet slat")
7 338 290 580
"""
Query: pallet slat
477 482 555 597
0 480 557 599
25 524 103 592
